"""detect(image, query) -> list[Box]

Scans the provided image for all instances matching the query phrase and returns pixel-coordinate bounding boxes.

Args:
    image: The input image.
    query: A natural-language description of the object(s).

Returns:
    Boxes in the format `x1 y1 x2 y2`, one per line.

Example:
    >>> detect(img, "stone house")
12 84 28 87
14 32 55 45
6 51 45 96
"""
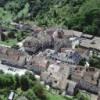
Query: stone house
66 81 77 96
83 67 100 85
71 66 100 94
80 35 100 52
23 32 53 53
27 55 49 74
77 79 99 94
71 66 100 85
71 66 85 82
45 49 82 65
0 46 26 68
23 36 40 53
40 63 70 93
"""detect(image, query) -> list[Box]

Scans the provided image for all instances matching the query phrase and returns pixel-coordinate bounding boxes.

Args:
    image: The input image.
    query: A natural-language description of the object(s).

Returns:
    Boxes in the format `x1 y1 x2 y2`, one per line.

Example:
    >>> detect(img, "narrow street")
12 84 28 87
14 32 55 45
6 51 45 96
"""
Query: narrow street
0 61 29 76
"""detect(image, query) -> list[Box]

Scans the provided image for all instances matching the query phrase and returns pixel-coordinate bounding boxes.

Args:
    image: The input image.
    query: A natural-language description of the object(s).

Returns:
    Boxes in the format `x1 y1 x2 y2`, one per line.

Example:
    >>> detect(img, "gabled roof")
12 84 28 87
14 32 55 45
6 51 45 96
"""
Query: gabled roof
0 46 26 67
77 79 99 94
41 62 70 90
29 55 49 69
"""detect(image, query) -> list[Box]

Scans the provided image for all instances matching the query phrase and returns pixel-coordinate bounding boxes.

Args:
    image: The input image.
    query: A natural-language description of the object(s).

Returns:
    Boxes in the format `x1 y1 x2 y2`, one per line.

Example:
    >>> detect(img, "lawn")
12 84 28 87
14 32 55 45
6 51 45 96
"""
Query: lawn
47 92 72 100
47 92 66 100
0 39 17 46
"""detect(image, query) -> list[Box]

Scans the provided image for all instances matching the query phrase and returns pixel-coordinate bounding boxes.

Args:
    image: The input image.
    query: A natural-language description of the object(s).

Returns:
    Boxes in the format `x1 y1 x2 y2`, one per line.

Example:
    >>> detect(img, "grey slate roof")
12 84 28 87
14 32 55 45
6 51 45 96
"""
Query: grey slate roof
77 79 99 94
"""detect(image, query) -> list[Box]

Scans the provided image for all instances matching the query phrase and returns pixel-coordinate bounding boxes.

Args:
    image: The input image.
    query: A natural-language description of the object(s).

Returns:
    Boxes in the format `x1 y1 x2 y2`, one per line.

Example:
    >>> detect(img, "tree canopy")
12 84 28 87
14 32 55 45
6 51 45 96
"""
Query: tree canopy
0 0 100 36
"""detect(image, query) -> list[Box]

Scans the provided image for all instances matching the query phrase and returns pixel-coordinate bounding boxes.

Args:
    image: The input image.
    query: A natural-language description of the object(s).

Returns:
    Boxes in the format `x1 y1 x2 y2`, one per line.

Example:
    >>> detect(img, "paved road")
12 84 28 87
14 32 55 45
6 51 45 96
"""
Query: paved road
0 61 30 76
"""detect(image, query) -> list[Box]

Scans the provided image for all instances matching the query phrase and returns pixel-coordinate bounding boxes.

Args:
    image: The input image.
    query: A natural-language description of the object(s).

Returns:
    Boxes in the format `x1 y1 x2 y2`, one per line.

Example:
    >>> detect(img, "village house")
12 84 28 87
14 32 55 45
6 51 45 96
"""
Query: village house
46 27 82 38
77 79 99 94
0 46 26 68
69 36 80 49
71 66 85 82
70 66 100 94
44 49 82 65
63 30 82 38
40 62 70 93
80 34 100 53
52 29 81 50
83 67 100 85
27 55 49 74
66 80 77 96
71 66 100 85
23 32 53 53
54 36 72 52
52 29 64 39
23 36 40 53
45 28 83 51
63 30 82 49
23 28 82 54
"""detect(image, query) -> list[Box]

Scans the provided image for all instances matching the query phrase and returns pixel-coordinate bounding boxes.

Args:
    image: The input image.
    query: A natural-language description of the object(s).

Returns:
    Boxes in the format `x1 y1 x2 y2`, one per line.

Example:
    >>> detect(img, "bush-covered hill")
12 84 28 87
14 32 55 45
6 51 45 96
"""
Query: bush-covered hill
0 0 100 36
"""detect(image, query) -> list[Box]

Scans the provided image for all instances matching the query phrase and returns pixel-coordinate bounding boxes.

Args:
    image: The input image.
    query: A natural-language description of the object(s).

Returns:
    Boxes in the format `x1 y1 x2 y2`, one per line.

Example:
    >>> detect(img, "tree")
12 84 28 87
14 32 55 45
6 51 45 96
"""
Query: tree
8 32 15 38
15 74 20 89
0 70 4 74
0 0 100 36
33 83 47 100
89 56 100 68
79 58 86 66
0 74 15 89
16 3 29 21
25 71 36 81
20 75 30 91
75 92 90 100
11 44 20 49
23 89 37 100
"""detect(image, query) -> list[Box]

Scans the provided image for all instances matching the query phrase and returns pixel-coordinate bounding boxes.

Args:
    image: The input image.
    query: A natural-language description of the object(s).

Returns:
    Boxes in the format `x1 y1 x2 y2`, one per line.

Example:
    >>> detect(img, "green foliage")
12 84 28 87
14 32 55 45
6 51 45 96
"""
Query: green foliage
11 44 20 49
74 91 90 100
0 74 15 89
0 70 4 74
15 74 20 89
20 75 30 91
0 72 48 100
0 7 13 25
16 3 29 21
23 89 37 100
33 83 47 100
0 0 100 36
89 56 100 68
79 58 86 66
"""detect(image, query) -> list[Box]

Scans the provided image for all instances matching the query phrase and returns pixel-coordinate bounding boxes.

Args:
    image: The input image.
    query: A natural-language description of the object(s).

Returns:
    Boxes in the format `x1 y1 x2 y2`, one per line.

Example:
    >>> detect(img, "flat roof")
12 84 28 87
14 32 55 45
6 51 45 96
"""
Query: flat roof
82 34 93 38
80 37 100 50
63 30 82 37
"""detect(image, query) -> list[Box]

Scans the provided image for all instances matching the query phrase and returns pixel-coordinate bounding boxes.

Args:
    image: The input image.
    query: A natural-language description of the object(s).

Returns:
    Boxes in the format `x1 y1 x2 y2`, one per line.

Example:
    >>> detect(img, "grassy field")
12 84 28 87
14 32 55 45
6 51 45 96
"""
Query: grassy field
48 92 66 100
47 92 72 100
0 39 17 46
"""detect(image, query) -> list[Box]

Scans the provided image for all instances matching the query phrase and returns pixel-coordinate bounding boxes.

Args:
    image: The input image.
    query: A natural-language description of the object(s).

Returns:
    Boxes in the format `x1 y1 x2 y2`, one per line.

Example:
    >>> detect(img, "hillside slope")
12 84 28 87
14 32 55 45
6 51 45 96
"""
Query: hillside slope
0 0 100 36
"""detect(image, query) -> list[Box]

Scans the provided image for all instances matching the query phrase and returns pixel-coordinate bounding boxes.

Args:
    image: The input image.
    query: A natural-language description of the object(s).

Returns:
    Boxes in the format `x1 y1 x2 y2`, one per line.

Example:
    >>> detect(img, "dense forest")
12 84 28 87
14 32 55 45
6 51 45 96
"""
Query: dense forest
0 0 100 36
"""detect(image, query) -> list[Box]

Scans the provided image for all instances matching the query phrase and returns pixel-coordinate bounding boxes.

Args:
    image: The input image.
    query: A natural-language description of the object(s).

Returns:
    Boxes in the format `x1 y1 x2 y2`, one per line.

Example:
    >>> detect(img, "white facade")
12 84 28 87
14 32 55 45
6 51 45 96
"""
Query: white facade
48 64 60 73
69 37 80 49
